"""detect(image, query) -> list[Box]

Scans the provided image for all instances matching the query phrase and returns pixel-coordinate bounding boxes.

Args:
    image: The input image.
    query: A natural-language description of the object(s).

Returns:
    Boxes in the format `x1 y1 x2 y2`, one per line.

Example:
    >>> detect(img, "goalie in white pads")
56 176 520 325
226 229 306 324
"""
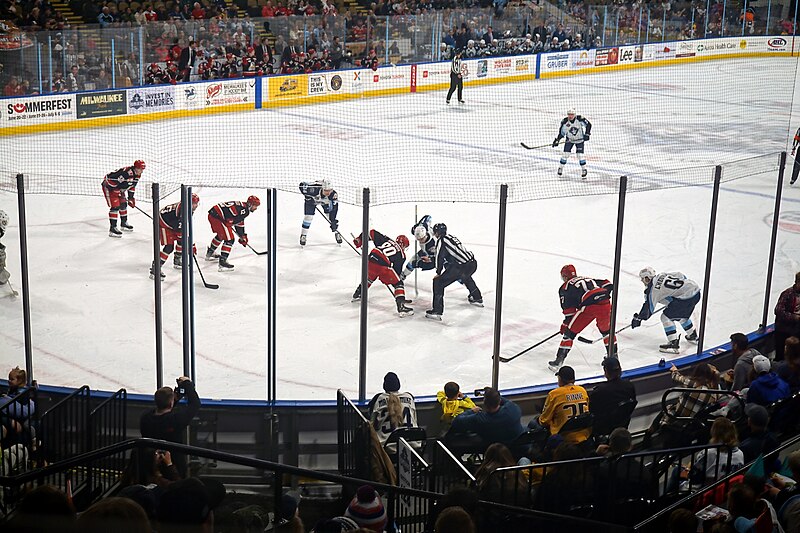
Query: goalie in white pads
553 109 591 178
630 267 700 354
0 210 10 286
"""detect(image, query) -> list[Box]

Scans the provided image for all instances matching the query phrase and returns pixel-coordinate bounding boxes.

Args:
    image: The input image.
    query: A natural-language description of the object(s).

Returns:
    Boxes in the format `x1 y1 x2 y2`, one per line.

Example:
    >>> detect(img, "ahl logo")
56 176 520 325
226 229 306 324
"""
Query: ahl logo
330 74 342 90
184 87 196 100
129 93 144 109
764 211 800 234
206 83 222 99
767 38 788 50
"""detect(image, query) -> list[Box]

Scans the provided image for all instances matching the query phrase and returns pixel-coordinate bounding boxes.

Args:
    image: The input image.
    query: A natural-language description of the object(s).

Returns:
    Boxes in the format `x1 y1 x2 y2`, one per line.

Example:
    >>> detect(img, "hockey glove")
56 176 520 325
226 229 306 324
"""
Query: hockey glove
560 323 568 334
330 220 338 232
583 134 590 142
552 138 560 147
127 195 136 208
631 314 642 329
353 236 363 248
239 234 249 247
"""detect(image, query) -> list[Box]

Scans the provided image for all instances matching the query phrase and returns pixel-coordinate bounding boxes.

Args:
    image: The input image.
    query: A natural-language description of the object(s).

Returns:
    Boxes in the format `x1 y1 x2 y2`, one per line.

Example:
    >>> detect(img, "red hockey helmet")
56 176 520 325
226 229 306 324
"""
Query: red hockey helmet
247 195 261 209
191 193 200 207
396 235 410 249
560 264 576 280
133 159 146 170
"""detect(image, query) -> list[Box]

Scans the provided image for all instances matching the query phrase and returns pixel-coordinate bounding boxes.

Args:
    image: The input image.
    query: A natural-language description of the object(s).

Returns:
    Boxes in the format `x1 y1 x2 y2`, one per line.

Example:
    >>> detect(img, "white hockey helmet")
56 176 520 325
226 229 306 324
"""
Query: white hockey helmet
320 179 332 190
639 266 656 283
414 225 428 241
0 209 7 232
567 108 576 116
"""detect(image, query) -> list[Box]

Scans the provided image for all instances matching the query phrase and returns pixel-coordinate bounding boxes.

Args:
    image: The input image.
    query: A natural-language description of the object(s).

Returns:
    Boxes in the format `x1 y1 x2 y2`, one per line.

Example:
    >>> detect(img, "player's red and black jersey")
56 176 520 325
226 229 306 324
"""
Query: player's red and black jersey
355 229 406 275
103 167 139 192
159 202 185 231
559 276 613 321
209 201 249 236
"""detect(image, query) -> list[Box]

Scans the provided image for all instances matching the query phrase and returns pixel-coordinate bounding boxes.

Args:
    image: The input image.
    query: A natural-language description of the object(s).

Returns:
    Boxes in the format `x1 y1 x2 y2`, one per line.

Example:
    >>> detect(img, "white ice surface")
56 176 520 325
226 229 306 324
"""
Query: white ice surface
1 56 799 400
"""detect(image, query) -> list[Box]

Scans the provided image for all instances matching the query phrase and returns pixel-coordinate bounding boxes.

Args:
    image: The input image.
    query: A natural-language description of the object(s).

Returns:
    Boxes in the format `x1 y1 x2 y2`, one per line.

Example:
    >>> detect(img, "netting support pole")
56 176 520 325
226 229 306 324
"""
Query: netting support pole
180 185 193 378
16 174 34 384
761 152 787 330
608 176 627 360
491 184 508 390
697 166 722 355
267 188 278 462
152 182 163 389
358 188 370 403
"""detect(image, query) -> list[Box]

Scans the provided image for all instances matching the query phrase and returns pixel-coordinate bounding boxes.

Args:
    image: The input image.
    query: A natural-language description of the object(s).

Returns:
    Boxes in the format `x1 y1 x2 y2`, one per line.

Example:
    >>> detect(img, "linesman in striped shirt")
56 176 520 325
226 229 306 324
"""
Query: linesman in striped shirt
445 50 464 105
425 223 483 320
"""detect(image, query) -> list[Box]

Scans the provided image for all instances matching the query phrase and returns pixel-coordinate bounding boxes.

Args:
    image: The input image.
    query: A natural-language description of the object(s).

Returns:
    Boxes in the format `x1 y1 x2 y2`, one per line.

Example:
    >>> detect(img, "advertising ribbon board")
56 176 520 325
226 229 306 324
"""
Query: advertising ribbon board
76 90 127 119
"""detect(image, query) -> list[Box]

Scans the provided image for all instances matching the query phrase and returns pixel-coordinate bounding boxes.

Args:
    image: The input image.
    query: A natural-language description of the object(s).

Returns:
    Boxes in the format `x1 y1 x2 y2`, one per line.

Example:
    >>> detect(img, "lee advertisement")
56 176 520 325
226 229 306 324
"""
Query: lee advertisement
3 94 75 124
76 90 126 119
127 86 176 114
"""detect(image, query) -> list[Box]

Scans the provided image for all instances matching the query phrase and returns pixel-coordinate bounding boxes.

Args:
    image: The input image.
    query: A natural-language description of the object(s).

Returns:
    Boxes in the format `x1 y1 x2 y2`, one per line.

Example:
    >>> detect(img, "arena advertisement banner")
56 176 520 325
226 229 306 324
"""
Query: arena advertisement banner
205 79 255 106
308 74 328 96
491 57 513 75
126 86 176 114
267 75 308 99
416 62 452 87
676 41 696 58
514 58 530 72
542 52 570 72
594 47 619 66
570 49 596 70
618 46 637 64
476 59 488 78
2 94 75 124
694 38 741 56
366 65 410 92
76 90 126 119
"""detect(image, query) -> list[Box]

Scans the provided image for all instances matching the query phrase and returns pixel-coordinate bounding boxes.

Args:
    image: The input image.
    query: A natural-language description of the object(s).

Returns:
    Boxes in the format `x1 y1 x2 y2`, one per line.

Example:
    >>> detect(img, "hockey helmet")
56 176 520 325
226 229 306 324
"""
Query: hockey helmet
320 179 332 191
432 223 447 237
0 209 8 231
191 193 200 208
413 225 427 241
639 267 656 283
247 195 261 209
133 159 146 170
560 264 576 280
396 235 410 249
567 108 576 116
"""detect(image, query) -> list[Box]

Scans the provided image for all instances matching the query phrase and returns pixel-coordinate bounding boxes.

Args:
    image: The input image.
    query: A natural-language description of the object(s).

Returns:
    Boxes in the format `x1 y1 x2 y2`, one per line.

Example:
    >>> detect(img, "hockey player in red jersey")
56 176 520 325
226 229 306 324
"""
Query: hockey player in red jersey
102 160 145 238
549 264 617 371
149 193 199 279
205 196 260 272
352 230 414 317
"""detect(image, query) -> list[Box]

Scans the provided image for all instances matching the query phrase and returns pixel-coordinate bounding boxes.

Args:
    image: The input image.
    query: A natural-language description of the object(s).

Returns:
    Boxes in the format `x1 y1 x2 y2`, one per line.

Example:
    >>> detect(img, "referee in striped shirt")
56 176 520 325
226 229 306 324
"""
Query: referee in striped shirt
426 223 483 320
445 50 464 105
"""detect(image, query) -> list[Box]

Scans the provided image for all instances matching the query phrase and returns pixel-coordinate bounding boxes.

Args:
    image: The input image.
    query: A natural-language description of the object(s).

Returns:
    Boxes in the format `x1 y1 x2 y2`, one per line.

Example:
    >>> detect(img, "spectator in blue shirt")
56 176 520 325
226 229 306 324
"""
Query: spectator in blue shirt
747 355 790 406
448 387 524 448
97 6 114 27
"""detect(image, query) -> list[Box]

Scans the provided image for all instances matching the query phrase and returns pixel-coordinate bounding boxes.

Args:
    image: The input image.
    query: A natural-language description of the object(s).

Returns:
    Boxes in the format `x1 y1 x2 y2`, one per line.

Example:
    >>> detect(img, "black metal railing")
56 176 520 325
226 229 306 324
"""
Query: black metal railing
390 437 431 533
430 439 476 494
0 385 38 516
336 389 372 480
87 389 127 500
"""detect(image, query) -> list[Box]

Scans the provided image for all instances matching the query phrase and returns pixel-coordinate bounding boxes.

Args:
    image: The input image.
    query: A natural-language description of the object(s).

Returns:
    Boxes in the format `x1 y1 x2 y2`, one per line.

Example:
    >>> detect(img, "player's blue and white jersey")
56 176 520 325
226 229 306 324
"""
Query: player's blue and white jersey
559 116 591 143
640 272 700 318
411 215 436 259
299 181 337 210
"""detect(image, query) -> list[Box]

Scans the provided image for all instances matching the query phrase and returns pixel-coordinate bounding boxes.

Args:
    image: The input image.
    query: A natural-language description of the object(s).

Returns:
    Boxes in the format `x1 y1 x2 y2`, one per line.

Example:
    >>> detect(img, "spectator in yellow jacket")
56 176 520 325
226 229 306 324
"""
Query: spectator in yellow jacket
437 381 478 424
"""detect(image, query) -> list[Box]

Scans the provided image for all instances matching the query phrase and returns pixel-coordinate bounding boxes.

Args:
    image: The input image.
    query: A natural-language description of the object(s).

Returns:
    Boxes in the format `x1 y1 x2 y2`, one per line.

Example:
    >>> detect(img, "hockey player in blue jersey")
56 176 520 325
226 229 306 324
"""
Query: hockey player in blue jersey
400 215 437 281
299 180 341 246
630 267 700 354
553 108 591 178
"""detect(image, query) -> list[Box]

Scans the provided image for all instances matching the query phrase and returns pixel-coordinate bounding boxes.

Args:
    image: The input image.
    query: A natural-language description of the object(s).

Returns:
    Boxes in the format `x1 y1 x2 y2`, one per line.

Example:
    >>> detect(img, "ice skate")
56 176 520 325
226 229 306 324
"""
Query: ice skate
557 167 563 177
300 234 307 246
109 223 122 238
468 295 484 307
446 100 451 105
548 349 568 372
459 99 465 104
205 247 219 261
218 258 234 272
685 331 698 342
335 232 343 245
351 286 361 302
120 219 134 232
397 303 414 317
173 253 183 270
149 263 166 280
425 309 442 321
659 336 681 354
581 168 588 179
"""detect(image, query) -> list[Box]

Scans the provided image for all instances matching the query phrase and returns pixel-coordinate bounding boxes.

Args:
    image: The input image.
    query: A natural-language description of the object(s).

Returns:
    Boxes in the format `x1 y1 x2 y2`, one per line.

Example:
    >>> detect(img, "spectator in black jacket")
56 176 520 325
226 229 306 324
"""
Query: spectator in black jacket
739 404 779 463
589 357 636 436
140 377 200 477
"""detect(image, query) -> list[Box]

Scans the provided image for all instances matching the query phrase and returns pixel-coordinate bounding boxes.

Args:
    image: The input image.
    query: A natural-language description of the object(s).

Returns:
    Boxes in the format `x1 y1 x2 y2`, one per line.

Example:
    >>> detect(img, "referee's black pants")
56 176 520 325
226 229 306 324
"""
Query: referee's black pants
432 259 481 313
446 72 463 103
792 156 799 184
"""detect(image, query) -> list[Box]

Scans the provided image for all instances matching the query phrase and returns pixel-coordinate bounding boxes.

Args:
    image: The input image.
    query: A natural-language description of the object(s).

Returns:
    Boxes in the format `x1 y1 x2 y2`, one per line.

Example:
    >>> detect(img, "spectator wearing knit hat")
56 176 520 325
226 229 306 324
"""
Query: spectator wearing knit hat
747 355 790 406
367 372 418 446
344 485 387 532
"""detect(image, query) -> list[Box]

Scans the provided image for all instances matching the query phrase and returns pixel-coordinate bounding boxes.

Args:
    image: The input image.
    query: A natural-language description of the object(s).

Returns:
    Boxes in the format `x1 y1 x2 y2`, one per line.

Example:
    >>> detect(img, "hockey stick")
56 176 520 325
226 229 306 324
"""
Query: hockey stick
134 204 153 220
349 232 412 304
246 243 268 256
521 140 562 150
192 254 219 290
314 205 358 254
576 305 666 344
499 332 561 363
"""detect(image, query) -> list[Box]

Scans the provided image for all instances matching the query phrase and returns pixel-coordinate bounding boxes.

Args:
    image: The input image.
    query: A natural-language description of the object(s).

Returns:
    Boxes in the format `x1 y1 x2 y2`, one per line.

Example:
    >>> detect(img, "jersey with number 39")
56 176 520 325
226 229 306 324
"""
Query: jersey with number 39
559 276 613 323
639 271 700 319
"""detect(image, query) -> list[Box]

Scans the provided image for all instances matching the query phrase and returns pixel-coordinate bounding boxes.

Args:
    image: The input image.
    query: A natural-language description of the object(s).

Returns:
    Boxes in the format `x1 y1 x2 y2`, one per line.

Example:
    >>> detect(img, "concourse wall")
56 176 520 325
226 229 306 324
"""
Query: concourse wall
0 35 796 137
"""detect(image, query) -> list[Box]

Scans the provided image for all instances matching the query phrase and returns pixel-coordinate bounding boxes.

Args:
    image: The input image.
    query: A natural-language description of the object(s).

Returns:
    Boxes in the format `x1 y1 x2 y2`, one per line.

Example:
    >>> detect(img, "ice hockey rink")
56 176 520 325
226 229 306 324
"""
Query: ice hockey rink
1 55 799 400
